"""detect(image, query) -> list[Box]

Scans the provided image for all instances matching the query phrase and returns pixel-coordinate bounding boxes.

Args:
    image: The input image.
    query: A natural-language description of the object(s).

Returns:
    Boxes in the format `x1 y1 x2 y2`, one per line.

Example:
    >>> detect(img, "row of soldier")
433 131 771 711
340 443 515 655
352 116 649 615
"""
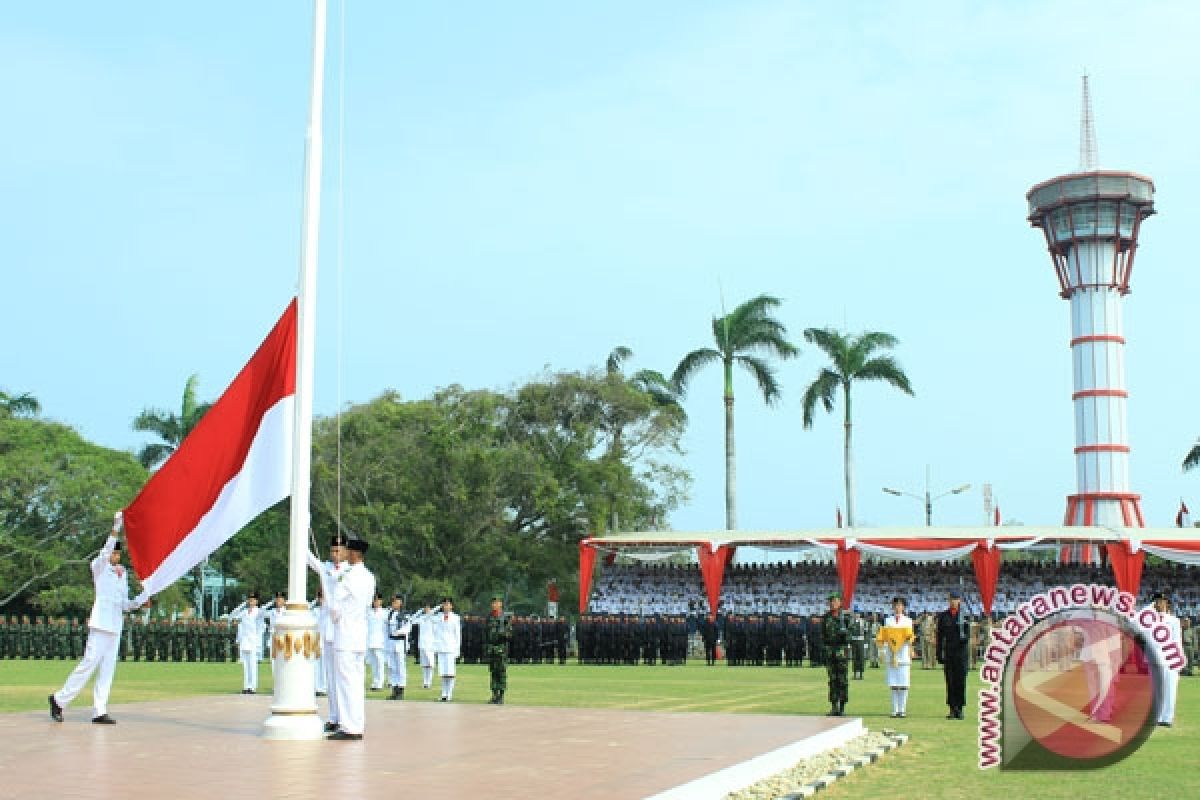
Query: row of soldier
442 615 570 665
0 615 253 662
575 614 692 665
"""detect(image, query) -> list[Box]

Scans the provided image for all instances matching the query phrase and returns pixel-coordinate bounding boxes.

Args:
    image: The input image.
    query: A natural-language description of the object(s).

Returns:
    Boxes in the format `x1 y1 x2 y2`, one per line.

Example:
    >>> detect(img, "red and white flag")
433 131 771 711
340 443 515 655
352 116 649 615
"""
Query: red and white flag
124 300 297 596
993 506 1001 526
1176 500 1191 528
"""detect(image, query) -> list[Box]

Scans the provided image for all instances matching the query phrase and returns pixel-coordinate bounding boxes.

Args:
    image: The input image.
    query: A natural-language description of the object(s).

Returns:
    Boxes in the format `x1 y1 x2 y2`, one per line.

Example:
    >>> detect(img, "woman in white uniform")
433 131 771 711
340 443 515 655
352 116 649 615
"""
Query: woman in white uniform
876 596 915 718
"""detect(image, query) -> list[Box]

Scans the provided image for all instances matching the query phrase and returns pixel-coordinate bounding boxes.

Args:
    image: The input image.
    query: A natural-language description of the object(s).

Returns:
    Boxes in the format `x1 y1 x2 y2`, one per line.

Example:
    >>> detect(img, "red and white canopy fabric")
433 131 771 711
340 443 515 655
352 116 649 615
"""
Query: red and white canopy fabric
124 300 297 597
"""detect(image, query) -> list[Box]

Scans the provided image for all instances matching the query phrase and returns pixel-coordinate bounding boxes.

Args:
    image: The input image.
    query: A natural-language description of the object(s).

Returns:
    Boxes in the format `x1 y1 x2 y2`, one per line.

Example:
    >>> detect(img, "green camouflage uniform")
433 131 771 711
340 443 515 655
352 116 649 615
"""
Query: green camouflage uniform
484 612 513 703
821 608 852 713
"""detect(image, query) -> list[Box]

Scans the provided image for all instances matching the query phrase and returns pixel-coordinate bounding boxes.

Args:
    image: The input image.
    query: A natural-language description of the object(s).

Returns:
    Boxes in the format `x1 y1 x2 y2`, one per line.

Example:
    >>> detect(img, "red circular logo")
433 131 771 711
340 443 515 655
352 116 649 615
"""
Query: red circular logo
1012 616 1154 761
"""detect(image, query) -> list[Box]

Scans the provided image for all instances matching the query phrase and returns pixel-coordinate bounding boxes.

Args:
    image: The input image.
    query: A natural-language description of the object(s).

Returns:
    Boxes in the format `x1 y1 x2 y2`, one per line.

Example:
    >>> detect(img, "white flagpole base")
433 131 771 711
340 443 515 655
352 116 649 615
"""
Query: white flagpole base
261 607 324 740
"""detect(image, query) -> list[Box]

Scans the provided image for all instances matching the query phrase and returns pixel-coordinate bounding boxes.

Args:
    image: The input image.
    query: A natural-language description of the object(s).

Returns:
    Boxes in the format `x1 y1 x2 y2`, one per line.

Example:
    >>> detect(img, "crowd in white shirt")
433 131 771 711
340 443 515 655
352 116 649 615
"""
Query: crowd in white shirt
588 560 1200 619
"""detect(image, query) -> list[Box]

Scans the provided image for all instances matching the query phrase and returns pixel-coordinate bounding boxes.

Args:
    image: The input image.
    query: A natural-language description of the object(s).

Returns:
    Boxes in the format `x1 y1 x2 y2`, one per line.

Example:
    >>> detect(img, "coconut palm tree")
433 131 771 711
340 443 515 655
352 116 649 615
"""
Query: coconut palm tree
800 328 913 528
671 295 798 530
132 374 213 469
1183 442 1200 471
0 389 41 418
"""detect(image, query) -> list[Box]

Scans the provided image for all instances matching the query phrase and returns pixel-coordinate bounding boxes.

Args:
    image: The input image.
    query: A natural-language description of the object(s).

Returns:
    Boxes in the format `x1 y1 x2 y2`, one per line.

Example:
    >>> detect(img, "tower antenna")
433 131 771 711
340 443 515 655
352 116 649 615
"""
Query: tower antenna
1079 73 1098 171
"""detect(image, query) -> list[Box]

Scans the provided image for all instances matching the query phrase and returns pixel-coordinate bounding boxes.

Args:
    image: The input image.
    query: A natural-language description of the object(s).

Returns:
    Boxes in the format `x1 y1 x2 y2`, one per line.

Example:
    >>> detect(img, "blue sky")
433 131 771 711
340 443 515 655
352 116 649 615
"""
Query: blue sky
4 1 1200 533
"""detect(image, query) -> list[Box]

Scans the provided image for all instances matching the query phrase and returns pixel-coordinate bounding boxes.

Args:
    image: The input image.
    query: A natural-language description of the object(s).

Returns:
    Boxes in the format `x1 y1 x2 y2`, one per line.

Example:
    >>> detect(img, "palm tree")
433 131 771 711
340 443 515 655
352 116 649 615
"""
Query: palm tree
132 374 213 469
800 328 913 528
1183 442 1200 472
0 389 41 418
672 294 798 530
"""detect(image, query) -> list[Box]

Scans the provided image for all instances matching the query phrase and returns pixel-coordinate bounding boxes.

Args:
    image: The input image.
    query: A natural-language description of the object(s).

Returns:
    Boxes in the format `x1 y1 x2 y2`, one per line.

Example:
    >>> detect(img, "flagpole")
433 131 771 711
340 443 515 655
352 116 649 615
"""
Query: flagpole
263 0 327 741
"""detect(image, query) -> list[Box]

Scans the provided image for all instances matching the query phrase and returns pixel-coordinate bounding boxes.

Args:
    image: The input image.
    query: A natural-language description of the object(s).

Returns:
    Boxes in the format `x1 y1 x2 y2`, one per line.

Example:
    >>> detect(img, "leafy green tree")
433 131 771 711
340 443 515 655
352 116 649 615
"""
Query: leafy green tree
800 328 913 528
602 346 686 531
301 374 687 613
0 417 146 612
0 389 41 419
671 294 798 530
131 373 213 469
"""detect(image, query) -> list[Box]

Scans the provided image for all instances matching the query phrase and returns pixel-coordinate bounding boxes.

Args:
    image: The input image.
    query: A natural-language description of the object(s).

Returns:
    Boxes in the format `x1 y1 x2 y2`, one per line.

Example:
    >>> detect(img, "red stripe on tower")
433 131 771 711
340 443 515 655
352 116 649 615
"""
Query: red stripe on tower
124 300 297 595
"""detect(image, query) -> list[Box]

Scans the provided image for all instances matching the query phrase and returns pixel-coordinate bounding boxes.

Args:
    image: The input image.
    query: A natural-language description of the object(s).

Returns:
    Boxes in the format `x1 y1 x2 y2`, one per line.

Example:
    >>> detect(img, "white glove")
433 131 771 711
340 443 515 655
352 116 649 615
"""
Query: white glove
113 511 125 533
132 591 149 608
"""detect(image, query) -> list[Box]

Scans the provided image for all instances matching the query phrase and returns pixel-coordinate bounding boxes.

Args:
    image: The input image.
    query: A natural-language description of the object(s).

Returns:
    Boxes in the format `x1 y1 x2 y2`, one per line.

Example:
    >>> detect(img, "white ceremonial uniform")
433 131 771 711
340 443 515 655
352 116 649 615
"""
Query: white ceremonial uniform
331 561 376 735
877 612 914 716
308 553 345 722
230 603 265 691
430 610 462 700
1146 606 1183 725
385 608 411 690
366 606 388 689
54 536 144 718
263 602 285 672
412 607 436 688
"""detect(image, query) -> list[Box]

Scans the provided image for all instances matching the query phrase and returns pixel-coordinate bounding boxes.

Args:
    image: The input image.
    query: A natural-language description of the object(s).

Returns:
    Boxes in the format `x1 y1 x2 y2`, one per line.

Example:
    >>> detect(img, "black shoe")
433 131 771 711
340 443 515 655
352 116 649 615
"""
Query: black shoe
440 696 448 702
397 688 404 700
497 692 504 705
323 721 339 733
827 706 838 716
92 714 116 725
49 695 63 723
946 711 957 719
327 731 363 741
316 691 327 697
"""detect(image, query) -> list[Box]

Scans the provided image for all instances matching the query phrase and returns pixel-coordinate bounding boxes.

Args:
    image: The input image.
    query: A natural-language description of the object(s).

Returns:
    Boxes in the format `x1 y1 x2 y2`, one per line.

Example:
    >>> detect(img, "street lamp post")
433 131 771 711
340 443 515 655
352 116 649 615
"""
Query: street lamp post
883 466 971 526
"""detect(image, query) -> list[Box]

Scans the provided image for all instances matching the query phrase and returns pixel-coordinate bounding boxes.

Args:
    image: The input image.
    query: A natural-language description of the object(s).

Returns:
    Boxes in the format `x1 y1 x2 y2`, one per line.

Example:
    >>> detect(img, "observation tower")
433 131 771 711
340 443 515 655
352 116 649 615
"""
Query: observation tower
1026 77 1154 527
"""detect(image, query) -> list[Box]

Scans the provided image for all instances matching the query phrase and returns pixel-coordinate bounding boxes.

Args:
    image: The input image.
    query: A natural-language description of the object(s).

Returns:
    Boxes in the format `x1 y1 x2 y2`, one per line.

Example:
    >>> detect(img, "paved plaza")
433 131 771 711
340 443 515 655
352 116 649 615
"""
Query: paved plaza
1 695 860 800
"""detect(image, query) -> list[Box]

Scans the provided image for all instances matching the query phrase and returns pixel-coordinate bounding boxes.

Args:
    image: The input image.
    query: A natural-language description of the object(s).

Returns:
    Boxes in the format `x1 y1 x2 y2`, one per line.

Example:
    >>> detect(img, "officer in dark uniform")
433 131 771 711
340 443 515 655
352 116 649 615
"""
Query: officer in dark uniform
484 594 512 704
554 615 569 664
849 612 867 679
821 591 852 716
936 590 971 719
700 615 718 665
808 615 825 667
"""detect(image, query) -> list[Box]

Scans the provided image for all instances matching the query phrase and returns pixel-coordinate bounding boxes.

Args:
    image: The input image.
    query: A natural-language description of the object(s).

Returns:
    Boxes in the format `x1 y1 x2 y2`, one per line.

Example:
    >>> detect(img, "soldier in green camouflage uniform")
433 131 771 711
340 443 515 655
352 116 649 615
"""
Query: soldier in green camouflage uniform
484 595 513 704
821 592 853 716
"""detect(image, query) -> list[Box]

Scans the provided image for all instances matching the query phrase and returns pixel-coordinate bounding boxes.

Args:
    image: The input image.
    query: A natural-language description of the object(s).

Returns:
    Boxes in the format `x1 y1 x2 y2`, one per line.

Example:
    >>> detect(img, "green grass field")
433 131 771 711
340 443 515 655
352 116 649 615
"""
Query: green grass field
4 658 1197 798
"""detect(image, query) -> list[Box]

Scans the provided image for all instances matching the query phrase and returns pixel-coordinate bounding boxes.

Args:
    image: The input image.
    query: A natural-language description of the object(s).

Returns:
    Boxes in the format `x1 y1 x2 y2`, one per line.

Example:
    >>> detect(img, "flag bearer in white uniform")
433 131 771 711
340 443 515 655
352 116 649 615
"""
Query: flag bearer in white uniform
876 596 915 718
308 533 348 731
1151 592 1183 727
366 595 388 690
385 594 411 700
328 535 375 740
229 592 265 693
431 596 462 702
49 512 147 724
412 601 436 689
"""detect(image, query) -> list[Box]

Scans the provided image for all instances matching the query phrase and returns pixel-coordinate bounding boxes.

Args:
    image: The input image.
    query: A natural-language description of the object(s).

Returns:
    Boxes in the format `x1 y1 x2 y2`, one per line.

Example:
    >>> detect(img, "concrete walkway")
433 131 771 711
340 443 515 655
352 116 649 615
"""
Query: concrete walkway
2 695 861 800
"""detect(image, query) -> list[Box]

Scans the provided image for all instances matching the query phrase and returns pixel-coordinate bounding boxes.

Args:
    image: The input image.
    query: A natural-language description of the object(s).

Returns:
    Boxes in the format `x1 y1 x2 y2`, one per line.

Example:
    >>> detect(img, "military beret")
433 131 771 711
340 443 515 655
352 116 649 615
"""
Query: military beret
490 593 504 602
441 595 454 604
248 591 259 600
948 589 962 599
330 532 349 547
827 591 841 601
1152 591 1169 602
346 536 369 553
392 593 404 601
